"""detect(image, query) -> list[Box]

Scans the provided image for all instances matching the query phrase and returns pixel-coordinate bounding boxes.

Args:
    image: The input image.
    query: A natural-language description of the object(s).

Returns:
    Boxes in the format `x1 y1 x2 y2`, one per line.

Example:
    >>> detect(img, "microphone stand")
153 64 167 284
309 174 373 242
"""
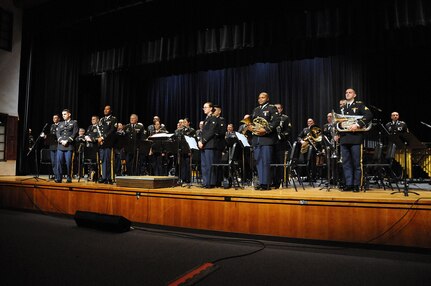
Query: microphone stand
319 135 333 191
22 123 49 182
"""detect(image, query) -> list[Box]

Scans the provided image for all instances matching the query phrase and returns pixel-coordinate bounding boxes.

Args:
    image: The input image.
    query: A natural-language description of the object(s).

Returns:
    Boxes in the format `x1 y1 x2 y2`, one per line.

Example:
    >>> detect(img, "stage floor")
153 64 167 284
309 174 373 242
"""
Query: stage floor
1 175 431 249
1 175 430 200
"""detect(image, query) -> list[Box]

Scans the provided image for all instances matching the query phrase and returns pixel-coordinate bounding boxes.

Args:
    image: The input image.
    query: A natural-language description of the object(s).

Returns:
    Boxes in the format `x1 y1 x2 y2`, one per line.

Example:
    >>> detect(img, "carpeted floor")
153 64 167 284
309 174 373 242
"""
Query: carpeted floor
1 208 430 286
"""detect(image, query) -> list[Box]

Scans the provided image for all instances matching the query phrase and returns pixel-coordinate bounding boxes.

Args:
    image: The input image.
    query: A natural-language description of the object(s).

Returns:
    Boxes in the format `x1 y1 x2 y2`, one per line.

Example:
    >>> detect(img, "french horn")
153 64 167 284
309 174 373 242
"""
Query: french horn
332 110 372 132
240 116 269 136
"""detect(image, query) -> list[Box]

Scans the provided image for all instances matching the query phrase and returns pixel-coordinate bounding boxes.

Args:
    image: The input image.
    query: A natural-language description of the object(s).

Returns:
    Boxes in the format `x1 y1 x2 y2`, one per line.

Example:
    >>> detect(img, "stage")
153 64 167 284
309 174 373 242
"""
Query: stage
1 175 430 249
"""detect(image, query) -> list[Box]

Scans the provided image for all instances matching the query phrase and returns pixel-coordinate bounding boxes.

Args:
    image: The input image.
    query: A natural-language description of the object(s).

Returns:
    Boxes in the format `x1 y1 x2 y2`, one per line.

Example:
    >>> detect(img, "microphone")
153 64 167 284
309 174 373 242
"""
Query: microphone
420 121 431 129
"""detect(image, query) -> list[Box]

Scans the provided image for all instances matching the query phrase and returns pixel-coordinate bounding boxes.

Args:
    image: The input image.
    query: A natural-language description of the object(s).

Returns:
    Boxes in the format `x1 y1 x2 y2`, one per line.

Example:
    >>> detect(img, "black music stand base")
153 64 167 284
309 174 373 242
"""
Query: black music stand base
391 182 419 197
388 133 421 197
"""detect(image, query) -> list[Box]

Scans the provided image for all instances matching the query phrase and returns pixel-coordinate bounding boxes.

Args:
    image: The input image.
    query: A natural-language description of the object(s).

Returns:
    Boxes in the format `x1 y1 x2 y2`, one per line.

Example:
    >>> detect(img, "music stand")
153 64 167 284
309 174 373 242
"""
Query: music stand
76 142 85 182
22 124 49 182
235 132 251 187
183 135 198 187
388 133 422 196
319 135 334 192
149 133 176 178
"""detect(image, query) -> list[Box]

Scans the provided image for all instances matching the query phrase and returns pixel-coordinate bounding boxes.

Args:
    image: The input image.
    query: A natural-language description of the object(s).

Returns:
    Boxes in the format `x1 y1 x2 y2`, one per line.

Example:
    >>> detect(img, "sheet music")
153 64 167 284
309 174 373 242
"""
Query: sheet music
148 133 175 139
235 132 250 147
184 135 199 150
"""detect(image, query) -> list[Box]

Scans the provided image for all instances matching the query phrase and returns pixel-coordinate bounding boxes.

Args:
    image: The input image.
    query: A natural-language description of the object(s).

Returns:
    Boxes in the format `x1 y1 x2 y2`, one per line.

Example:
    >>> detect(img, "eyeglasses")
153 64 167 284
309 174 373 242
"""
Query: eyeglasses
202 106 210 109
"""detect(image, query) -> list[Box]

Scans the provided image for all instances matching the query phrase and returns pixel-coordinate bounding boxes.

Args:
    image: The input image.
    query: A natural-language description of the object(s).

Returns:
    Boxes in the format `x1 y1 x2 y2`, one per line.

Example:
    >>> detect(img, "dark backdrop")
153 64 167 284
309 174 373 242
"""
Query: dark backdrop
17 0 431 174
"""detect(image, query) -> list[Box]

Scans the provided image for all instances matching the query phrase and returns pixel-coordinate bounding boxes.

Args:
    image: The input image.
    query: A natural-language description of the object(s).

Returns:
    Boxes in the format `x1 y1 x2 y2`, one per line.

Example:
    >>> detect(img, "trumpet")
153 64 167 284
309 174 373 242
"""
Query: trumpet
332 110 372 132
240 116 269 136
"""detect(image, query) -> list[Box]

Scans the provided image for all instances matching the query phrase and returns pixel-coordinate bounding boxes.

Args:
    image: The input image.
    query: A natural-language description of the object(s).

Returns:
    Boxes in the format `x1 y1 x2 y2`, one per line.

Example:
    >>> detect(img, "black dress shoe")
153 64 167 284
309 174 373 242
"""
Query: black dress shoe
259 184 271 190
54 179 62 183
66 176 72 183
353 186 360 192
98 178 106 184
342 185 353 192
254 185 262 190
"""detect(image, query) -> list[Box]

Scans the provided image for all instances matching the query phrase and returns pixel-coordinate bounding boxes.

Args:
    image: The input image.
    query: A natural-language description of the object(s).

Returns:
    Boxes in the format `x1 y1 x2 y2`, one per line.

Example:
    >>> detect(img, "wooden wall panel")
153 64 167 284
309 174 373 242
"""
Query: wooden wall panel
1 182 430 249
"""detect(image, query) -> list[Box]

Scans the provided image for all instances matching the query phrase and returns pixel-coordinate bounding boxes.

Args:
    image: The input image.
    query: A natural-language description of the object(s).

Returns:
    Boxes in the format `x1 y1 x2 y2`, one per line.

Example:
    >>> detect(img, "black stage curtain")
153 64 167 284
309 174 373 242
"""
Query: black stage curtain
17 0 431 174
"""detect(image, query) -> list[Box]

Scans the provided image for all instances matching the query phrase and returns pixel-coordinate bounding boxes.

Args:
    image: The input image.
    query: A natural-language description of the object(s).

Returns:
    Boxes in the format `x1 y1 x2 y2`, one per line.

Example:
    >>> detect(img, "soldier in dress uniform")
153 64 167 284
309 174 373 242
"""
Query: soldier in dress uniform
42 114 60 179
336 88 373 192
272 104 292 188
114 123 127 176
212 105 226 186
74 128 87 178
248 92 280 190
80 116 101 181
385 112 409 134
198 102 222 188
55 109 78 183
177 118 196 183
85 116 100 148
98 105 118 184
148 115 167 135
124 113 146 176
196 121 204 142
148 119 170 176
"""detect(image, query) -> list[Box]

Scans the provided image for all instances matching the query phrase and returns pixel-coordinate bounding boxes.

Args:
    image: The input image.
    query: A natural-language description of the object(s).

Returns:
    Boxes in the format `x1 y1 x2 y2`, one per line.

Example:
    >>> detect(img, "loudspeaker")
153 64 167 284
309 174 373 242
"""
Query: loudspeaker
74 211 131 233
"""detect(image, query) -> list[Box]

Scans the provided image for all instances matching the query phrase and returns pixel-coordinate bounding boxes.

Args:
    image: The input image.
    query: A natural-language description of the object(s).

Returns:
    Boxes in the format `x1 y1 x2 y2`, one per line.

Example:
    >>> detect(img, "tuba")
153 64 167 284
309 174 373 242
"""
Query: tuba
240 116 269 136
332 110 372 132
300 125 322 153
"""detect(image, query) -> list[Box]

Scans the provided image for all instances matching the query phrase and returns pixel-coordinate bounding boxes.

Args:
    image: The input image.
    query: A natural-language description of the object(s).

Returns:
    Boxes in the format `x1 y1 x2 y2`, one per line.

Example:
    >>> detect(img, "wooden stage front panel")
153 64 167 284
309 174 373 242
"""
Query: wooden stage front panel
1 176 431 249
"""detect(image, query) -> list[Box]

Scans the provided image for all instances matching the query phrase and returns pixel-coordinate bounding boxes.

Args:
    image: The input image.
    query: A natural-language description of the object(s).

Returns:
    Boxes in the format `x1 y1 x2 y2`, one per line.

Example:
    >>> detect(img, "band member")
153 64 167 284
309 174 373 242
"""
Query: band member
149 119 170 176
196 121 204 142
272 104 292 188
55 109 78 183
248 92 280 190
238 114 252 143
238 115 253 184
322 112 340 185
323 113 335 141
195 120 204 179
124 114 146 176
98 105 118 184
297 118 320 182
84 116 101 181
213 105 226 186
114 123 126 176
74 128 86 178
178 118 196 183
182 118 196 137
148 115 167 134
336 88 373 192
42 114 60 179
85 116 100 148
226 123 236 138
198 102 222 188
385 112 409 134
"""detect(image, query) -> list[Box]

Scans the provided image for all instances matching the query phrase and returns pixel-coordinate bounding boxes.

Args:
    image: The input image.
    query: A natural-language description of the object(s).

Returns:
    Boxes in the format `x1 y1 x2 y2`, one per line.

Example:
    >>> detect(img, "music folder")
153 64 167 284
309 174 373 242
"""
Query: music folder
388 132 425 150
148 133 175 140
184 135 198 150
235 132 250 147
